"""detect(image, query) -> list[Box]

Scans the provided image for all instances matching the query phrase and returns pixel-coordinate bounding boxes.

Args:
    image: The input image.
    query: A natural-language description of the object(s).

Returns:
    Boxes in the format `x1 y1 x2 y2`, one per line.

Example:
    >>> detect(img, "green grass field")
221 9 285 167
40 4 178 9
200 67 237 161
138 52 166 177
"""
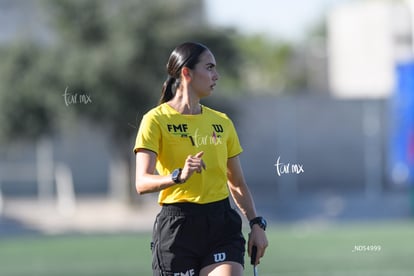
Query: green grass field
0 221 413 276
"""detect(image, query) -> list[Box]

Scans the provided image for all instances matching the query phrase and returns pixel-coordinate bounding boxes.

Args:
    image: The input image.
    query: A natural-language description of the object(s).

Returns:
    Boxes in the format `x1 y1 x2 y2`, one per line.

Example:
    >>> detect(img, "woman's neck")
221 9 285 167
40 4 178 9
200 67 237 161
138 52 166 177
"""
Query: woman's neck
168 89 201 115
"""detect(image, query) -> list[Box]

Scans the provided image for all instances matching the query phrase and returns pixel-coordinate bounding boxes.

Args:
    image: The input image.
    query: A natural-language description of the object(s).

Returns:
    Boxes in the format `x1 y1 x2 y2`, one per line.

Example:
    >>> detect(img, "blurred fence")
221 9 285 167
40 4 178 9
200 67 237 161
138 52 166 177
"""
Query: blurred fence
234 96 412 221
235 96 389 195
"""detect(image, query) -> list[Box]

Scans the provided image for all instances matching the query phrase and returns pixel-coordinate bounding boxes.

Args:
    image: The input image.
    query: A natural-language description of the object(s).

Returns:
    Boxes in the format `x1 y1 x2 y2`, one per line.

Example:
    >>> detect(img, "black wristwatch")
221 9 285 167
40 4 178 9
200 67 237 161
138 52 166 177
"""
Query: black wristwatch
249 216 267 231
171 168 183 184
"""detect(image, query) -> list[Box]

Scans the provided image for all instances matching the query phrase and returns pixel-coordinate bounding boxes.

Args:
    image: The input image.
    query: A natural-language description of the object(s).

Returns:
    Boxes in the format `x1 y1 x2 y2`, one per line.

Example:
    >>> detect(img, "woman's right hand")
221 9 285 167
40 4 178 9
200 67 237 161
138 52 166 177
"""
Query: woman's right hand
180 151 206 182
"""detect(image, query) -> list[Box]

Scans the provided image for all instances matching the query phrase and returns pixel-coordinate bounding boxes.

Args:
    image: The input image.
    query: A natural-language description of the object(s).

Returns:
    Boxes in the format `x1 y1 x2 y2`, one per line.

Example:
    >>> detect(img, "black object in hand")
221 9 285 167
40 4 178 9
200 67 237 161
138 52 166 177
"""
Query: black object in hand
250 245 257 265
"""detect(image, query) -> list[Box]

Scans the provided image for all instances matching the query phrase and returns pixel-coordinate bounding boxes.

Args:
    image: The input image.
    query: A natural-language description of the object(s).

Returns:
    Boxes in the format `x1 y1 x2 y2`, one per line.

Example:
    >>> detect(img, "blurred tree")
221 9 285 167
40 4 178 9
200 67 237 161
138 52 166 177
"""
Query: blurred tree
0 42 63 143
42 0 242 141
0 0 241 201
302 14 330 94
234 35 306 95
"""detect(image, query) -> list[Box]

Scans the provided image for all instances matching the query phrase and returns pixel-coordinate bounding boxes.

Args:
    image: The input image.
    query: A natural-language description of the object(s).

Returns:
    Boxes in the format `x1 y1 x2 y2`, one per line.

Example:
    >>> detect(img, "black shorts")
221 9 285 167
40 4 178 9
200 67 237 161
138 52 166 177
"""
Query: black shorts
151 198 246 276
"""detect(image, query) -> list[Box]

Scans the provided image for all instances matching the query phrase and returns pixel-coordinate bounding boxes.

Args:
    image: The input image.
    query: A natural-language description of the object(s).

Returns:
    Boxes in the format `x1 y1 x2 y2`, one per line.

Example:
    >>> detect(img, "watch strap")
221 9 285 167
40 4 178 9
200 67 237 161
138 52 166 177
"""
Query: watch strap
249 216 267 231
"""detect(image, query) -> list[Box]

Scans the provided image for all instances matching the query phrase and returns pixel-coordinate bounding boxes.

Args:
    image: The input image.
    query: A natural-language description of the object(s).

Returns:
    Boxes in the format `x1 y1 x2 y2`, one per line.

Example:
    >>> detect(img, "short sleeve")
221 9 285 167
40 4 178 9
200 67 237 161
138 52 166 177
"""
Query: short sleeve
227 118 243 158
133 113 161 154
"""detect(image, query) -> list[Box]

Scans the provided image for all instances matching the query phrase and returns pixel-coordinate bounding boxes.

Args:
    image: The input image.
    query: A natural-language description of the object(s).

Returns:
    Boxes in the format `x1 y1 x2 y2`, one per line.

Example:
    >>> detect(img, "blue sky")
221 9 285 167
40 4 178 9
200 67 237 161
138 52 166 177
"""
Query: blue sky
204 0 351 41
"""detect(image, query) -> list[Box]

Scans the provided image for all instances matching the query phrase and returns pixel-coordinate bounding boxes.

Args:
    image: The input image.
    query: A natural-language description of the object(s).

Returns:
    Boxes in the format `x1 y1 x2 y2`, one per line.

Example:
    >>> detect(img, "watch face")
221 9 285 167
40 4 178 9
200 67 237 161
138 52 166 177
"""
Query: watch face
172 169 179 178
172 169 181 183
261 218 267 229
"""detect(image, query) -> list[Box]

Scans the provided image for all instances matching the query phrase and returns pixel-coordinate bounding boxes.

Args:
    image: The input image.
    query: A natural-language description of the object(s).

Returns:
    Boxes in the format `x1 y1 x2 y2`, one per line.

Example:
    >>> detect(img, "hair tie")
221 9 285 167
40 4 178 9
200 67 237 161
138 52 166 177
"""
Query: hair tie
167 75 176 83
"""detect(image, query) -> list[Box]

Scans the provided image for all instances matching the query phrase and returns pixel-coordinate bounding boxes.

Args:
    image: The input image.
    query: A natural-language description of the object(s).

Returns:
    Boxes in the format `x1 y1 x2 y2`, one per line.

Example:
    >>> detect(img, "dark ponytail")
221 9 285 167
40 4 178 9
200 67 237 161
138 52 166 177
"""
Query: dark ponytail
159 42 208 104
160 76 177 104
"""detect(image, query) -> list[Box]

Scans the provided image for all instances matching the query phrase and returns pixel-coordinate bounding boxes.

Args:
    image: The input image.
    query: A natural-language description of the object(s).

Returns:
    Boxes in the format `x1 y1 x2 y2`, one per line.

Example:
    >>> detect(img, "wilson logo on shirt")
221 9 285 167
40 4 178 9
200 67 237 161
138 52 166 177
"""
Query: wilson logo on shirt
212 124 224 133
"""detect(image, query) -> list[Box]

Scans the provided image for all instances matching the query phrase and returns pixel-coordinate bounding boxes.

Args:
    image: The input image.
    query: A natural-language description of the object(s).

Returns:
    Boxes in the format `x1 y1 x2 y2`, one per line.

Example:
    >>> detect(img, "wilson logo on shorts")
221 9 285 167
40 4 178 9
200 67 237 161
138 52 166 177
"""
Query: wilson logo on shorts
213 252 226 263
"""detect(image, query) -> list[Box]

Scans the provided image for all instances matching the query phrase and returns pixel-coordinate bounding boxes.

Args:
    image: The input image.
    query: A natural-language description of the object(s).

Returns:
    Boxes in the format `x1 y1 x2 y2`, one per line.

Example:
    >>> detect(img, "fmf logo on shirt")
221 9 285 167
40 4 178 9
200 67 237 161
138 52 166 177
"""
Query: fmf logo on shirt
167 124 188 133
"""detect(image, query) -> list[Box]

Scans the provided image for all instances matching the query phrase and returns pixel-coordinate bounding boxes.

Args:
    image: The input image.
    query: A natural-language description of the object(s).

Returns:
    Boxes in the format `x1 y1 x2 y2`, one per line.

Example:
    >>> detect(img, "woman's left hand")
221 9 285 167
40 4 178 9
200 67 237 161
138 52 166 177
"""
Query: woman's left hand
248 225 268 266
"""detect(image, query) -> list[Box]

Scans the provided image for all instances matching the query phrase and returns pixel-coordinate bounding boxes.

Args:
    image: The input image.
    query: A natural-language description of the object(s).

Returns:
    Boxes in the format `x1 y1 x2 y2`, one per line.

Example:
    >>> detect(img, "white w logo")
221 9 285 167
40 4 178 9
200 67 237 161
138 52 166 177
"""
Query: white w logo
213 252 226 263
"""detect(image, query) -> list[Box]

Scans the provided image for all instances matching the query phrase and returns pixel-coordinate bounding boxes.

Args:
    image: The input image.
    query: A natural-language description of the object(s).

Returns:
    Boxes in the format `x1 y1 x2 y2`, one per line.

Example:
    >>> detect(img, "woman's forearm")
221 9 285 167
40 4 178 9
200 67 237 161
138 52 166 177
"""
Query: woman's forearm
135 173 175 194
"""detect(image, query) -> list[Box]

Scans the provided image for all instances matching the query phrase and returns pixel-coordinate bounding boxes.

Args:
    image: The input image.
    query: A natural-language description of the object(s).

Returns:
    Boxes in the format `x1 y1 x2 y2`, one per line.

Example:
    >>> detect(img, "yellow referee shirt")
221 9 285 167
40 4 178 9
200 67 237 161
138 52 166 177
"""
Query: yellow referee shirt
134 103 243 204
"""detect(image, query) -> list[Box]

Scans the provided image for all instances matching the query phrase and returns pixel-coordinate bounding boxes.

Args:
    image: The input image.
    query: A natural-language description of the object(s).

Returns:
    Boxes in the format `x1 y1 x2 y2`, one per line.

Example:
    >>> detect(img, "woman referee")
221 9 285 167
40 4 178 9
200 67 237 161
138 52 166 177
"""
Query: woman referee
134 42 268 276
